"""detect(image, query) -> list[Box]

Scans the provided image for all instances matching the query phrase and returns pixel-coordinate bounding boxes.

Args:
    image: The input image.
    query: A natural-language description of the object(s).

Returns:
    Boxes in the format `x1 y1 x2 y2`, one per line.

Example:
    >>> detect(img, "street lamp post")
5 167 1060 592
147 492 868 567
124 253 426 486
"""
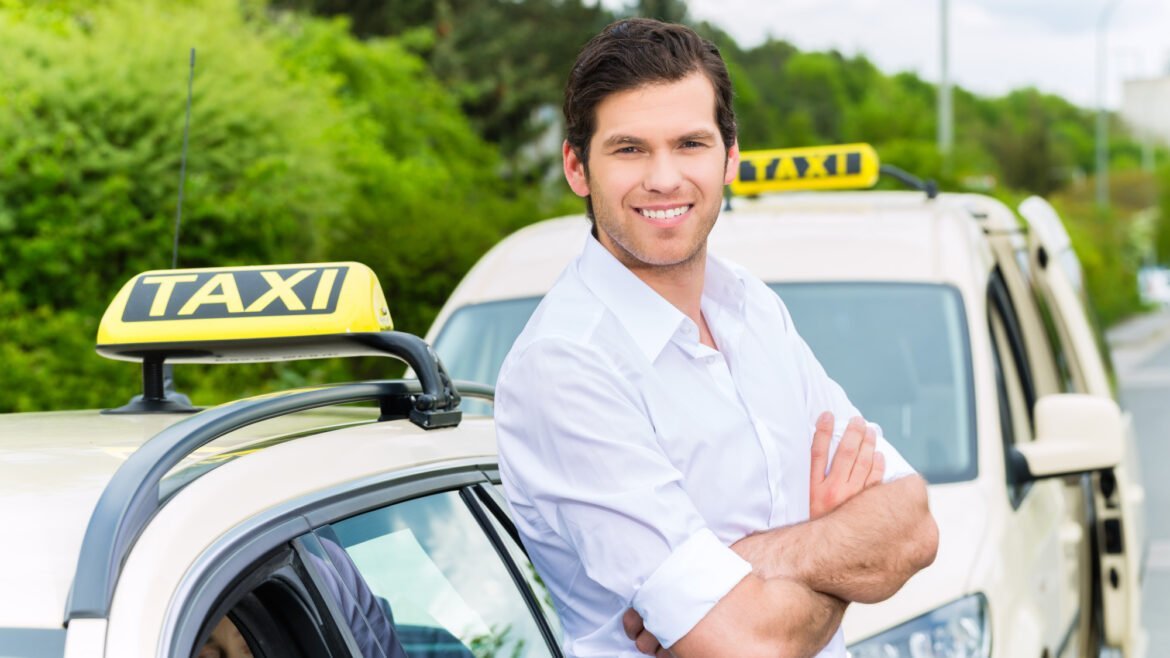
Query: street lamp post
938 0 953 170
1096 0 1121 211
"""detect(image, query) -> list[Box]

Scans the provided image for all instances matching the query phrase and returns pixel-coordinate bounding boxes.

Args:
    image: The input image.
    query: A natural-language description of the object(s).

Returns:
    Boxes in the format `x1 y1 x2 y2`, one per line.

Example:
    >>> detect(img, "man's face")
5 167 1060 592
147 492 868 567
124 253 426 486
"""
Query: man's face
563 71 739 271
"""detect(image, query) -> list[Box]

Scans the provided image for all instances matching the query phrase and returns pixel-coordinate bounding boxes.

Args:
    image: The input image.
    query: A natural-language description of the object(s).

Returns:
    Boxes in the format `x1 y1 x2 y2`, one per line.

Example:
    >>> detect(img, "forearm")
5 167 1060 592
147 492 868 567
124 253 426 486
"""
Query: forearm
669 574 846 658
733 475 938 603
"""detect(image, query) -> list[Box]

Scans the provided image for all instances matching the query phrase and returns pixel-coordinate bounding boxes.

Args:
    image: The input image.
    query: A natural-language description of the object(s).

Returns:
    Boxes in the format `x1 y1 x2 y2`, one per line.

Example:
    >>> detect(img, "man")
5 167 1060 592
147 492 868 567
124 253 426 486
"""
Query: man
494 18 938 658
197 617 253 658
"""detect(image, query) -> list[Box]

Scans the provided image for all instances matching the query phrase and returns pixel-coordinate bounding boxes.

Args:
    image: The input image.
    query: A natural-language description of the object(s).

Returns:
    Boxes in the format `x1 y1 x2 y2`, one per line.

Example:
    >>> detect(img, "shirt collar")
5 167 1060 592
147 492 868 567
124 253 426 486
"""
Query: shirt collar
577 236 686 362
702 253 747 316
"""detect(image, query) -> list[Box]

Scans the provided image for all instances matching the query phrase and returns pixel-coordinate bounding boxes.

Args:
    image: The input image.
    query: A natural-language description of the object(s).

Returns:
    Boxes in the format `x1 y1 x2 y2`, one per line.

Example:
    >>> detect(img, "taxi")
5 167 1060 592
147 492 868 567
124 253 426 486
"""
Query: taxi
0 263 565 657
425 144 1149 657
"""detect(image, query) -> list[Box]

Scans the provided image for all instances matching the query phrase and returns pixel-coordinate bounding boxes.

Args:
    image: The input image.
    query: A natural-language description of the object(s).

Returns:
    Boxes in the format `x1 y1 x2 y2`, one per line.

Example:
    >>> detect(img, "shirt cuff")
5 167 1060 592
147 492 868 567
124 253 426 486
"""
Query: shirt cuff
630 528 752 649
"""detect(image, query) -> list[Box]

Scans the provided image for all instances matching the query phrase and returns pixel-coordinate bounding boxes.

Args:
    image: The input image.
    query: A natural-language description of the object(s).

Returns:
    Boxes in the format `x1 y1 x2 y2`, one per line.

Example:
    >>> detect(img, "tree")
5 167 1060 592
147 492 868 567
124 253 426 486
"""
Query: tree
0 0 548 410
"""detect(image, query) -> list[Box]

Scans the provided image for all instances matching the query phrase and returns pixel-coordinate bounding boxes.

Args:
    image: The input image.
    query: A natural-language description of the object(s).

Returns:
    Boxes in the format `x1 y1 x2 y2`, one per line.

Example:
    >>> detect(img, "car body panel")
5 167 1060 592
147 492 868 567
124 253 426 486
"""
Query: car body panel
0 407 376 629
105 416 497 656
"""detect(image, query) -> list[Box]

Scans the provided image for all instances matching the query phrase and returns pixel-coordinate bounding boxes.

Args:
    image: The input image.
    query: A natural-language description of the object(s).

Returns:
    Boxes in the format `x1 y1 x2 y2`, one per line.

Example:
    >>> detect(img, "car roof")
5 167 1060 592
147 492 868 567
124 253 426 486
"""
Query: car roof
427 190 998 338
0 404 490 629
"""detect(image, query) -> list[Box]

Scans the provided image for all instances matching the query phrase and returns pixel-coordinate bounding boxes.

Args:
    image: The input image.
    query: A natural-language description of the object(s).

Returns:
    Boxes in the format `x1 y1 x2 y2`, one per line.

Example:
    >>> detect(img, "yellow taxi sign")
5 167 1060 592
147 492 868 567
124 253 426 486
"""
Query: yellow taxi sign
97 262 393 362
731 143 880 196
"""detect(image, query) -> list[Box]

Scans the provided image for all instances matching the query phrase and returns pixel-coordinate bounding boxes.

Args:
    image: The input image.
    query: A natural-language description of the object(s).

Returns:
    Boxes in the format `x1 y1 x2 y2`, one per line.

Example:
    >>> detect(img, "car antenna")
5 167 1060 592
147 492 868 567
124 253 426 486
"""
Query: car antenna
172 48 194 270
106 48 200 414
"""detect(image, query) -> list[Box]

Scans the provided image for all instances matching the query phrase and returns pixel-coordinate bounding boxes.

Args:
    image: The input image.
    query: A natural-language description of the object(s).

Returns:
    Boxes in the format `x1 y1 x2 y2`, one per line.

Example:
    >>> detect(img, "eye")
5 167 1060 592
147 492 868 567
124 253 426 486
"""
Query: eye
615 146 641 154
682 141 707 149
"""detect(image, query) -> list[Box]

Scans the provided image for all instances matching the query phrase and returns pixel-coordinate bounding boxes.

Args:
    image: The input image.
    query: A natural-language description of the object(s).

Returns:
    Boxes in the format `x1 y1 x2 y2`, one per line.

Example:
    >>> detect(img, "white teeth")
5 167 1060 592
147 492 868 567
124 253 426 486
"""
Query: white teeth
639 205 690 220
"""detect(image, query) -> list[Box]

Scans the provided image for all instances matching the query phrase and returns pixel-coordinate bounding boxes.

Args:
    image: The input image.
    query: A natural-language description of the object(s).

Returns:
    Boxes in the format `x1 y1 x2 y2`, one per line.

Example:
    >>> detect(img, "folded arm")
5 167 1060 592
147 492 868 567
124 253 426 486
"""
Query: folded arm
733 472 938 603
665 575 846 658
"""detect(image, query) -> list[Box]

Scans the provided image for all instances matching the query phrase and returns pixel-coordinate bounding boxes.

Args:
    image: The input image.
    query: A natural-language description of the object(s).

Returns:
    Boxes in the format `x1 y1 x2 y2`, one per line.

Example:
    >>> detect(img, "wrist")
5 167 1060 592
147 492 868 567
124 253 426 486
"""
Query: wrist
730 526 807 582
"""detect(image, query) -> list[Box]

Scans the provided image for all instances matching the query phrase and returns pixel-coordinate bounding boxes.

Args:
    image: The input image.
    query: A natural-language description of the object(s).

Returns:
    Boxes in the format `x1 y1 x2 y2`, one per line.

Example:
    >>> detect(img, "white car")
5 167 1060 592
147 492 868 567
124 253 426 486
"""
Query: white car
425 144 1149 657
1138 267 1170 306
1 262 566 657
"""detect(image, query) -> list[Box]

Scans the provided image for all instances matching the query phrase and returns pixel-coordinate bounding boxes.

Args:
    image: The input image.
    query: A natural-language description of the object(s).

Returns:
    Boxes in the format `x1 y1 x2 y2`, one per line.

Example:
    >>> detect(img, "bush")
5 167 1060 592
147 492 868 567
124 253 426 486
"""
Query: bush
0 0 546 411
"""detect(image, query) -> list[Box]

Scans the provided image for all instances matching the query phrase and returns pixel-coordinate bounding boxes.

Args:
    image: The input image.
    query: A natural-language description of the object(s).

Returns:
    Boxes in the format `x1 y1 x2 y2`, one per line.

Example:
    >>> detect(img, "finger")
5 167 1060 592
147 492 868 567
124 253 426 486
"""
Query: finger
849 424 877 483
810 411 834 482
623 608 644 640
656 647 672 658
827 416 866 483
635 629 661 656
866 450 886 487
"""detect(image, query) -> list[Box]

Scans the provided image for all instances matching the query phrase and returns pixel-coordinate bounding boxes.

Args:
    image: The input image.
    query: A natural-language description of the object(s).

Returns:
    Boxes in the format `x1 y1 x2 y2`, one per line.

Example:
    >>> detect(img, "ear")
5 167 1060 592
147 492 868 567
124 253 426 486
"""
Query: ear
724 139 740 186
563 140 591 198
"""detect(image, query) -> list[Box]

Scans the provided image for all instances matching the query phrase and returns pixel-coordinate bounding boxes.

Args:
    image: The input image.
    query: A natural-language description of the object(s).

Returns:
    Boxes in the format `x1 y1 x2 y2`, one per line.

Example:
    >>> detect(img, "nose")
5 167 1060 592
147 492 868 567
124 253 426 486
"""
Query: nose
642 151 683 194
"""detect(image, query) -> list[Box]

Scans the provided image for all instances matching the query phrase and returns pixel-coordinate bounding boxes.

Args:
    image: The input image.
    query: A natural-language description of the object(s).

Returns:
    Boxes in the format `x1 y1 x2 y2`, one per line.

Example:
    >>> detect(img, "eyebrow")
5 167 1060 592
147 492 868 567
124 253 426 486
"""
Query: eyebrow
601 134 648 149
600 130 718 149
678 130 717 143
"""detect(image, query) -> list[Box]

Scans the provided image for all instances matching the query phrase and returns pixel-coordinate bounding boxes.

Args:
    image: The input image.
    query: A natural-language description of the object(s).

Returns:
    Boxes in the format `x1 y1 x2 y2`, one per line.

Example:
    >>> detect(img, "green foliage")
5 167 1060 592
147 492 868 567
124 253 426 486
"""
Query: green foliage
272 0 614 178
1049 169 1161 325
1158 165 1170 265
0 0 548 411
4 0 1169 412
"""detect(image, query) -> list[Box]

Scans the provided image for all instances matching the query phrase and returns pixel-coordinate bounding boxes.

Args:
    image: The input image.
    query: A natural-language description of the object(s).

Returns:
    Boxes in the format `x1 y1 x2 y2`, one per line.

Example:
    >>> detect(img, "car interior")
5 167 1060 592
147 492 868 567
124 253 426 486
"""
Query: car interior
194 537 476 658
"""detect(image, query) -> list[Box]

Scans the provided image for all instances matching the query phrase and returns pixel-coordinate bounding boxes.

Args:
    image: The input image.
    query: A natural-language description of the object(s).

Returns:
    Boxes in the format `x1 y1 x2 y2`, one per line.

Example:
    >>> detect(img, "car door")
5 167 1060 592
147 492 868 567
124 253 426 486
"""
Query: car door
987 268 1085 657
174 466 563 658
1019 197 1146 654
296 482 563 658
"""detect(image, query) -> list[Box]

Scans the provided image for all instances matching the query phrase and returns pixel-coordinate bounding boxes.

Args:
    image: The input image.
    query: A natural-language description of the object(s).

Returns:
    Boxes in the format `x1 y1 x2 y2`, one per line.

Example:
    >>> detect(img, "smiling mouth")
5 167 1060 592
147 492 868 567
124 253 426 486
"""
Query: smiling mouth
637 204 693 221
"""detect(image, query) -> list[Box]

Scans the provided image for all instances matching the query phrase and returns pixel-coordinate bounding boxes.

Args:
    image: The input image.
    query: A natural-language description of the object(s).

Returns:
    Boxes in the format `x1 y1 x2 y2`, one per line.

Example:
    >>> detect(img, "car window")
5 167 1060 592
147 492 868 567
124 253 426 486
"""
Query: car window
988 271 1037 506
433 298 542 388
325 490 555 658
0 629 66 658
478 483 564 646
1015 246 1076 393
192 547 349 658
771 283 976 484
985 270 1039 425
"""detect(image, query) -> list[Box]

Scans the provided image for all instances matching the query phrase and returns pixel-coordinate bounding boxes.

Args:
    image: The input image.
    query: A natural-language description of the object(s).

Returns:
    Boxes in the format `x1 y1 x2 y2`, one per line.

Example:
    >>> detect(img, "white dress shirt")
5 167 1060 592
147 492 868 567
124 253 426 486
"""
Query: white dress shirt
495 234 915 658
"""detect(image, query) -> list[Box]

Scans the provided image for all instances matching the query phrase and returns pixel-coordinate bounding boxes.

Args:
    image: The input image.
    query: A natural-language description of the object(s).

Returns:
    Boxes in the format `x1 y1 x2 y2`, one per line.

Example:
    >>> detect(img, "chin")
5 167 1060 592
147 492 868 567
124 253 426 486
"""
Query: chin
631 243 704 268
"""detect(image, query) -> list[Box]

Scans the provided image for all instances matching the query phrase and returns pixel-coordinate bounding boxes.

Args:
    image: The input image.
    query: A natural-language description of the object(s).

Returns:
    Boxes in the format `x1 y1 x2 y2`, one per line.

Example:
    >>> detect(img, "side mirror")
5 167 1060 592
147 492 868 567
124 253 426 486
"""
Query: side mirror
1012 394 1122 480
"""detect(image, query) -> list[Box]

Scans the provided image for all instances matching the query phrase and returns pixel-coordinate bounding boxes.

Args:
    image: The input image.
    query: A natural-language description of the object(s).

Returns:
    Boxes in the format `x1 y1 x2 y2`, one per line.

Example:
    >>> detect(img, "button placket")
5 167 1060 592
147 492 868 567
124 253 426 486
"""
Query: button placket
724 337 784 526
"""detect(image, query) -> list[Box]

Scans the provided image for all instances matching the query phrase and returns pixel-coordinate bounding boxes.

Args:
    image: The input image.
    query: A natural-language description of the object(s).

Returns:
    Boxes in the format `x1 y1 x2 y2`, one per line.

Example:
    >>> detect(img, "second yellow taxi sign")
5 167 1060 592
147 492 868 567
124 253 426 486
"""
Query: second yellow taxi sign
731 143 880 196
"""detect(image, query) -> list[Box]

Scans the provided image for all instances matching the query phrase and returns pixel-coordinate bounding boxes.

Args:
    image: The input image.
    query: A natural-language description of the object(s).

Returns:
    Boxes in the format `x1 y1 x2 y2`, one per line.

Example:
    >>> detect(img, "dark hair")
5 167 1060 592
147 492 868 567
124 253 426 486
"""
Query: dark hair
564 18 737 165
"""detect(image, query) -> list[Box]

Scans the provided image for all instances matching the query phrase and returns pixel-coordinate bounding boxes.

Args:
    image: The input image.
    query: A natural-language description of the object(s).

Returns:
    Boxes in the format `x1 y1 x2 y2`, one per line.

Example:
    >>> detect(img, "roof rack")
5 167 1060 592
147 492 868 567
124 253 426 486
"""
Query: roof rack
66 332 493 621
879 164 939 199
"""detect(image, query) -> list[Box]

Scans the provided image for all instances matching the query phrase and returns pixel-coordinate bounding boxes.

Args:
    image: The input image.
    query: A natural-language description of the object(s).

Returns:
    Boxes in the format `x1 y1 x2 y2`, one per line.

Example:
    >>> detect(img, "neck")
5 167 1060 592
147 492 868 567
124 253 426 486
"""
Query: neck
623 246 708 325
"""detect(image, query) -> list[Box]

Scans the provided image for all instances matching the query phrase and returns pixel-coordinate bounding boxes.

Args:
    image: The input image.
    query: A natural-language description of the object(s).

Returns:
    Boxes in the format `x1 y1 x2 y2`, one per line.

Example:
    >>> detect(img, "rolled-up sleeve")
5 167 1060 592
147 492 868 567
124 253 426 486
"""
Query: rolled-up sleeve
631 528 752 647
496 337 751 647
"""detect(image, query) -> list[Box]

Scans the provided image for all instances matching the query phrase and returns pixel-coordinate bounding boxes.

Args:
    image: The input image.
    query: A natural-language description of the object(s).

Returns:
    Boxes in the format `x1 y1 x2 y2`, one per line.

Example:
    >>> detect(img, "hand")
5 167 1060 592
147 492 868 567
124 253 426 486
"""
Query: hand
809 413 885 520
623 608 671 657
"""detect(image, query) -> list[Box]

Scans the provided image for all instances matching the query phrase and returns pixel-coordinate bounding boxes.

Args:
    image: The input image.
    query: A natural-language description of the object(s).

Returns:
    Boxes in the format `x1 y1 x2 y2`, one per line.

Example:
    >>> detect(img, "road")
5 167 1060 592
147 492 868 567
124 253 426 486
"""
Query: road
1107 309 1170 655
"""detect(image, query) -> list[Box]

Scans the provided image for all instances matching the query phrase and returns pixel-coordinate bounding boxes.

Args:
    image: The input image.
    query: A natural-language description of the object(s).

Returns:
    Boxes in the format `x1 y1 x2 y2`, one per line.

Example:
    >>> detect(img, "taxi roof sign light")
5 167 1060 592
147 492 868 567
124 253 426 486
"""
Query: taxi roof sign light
731 143 881 196
96 262 462 426
98 262 392 361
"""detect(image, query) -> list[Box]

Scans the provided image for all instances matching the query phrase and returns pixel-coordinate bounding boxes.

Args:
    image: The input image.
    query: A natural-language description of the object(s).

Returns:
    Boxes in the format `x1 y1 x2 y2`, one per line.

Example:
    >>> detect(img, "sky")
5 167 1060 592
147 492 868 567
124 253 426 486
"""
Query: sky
675 0 1170 109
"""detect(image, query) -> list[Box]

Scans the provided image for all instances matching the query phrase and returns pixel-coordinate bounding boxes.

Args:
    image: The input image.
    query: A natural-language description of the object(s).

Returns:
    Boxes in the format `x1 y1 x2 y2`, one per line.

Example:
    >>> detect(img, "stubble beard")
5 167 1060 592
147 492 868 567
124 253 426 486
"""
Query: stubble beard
587 192 716 279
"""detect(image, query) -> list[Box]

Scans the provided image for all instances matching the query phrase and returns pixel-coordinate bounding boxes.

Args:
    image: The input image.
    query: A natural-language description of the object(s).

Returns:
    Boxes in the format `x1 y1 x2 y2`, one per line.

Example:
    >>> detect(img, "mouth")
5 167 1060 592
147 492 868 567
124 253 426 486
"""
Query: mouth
635 204 693 227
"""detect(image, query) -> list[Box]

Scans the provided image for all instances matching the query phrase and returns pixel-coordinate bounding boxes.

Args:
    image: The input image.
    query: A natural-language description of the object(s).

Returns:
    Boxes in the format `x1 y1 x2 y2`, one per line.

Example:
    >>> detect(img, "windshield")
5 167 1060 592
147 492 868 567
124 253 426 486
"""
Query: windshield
433 283 975 483
434 297 543 388
433 297 542 416
770 283 975 484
